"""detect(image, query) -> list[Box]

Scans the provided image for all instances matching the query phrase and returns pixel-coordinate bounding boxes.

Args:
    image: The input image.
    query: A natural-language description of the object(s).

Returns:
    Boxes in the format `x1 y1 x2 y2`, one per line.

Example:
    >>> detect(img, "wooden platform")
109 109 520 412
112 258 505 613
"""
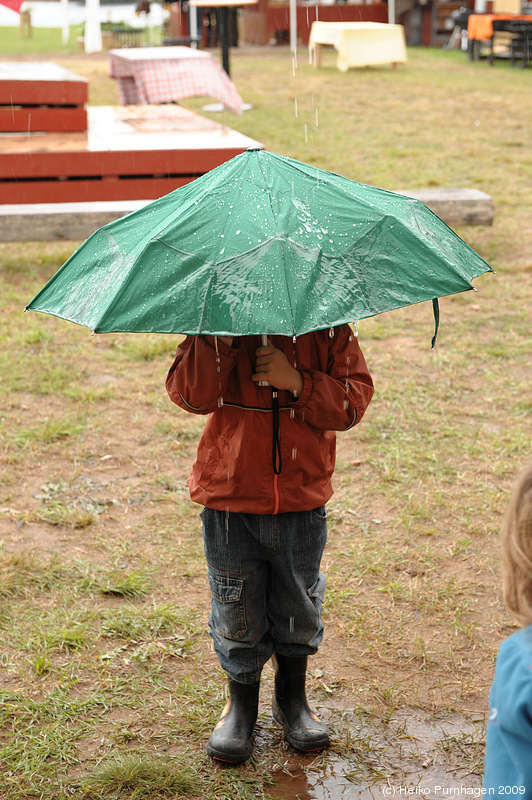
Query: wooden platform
0 62 88 133
0 104 261 205
0 188 494 243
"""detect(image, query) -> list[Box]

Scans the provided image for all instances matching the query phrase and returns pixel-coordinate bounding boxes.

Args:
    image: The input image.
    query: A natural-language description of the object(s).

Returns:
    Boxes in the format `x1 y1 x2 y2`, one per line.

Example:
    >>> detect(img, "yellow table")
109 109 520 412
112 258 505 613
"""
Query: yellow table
309 21 407 72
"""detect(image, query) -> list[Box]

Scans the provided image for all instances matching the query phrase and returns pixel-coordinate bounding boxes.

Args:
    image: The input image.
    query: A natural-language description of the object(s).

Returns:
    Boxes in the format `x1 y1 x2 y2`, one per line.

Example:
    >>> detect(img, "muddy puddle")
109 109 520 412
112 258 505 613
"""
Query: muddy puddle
254 705 485 800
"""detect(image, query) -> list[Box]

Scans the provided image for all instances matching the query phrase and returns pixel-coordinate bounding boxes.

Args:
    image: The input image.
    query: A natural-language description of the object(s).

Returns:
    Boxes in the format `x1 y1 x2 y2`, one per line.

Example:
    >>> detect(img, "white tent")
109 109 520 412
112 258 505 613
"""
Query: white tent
85 0 102 53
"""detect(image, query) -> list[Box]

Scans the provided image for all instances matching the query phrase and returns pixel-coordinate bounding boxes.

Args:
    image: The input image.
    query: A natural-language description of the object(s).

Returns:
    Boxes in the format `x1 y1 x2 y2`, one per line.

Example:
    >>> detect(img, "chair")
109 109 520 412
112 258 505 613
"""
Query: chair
509 19 532 66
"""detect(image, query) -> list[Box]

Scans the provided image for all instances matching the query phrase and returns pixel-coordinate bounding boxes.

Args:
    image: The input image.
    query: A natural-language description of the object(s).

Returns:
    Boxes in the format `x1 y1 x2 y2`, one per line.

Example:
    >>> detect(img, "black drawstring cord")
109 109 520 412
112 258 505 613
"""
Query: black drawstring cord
272 391 282 475
431 298 440 349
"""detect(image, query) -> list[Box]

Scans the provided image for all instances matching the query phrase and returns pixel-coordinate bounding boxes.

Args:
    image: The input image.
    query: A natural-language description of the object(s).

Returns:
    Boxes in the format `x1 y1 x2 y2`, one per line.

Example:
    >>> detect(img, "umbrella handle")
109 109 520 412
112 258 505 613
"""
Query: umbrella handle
258 334 269 387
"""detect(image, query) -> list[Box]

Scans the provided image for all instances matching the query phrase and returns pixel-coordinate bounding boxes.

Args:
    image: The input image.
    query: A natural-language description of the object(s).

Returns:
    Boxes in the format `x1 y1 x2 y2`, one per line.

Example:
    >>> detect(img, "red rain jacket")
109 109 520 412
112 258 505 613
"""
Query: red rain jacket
166 326 374 515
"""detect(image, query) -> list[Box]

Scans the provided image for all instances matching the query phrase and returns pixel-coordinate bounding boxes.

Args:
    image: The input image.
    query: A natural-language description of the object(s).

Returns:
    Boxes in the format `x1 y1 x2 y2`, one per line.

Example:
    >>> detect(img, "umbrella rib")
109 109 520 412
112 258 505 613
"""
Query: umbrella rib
255 155 297 336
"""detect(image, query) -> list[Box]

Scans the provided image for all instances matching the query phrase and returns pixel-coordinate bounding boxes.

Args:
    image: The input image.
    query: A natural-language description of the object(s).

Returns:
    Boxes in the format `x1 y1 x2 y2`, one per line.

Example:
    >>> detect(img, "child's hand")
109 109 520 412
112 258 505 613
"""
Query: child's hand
252 345 304 397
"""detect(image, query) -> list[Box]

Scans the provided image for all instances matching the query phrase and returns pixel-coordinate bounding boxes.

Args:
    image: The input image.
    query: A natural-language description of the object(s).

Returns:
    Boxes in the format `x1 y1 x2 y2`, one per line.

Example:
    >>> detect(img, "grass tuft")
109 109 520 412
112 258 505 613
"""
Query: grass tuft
85 752 202 798
80 568 153 599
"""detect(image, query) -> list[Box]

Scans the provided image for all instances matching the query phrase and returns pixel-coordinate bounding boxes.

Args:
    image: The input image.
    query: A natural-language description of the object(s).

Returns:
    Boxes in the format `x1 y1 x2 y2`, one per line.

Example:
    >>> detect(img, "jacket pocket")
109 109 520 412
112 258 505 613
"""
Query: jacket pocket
207 569 247 641
197 436 230 492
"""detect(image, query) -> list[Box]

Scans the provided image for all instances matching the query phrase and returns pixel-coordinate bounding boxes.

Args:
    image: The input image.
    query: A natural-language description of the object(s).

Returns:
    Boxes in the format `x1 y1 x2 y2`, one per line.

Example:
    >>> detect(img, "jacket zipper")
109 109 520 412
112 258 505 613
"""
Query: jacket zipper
272 389 281 514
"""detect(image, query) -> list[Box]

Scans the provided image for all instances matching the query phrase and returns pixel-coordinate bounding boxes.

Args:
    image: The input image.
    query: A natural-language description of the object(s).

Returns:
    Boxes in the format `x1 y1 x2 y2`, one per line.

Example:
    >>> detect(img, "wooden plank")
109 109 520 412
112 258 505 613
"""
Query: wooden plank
0 177 197 205
0 201 150 242
0 62 88 106
393 188 494 226
0 187 495 242
0 107 88 133
0 145 255 181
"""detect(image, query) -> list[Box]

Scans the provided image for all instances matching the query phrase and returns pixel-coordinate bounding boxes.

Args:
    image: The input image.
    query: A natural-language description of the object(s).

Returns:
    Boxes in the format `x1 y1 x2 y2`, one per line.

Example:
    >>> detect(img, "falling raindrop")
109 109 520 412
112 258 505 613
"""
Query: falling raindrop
218 397 224 407
294 97 298 118
292 448 298 460
290 616 295 633
304 124 308 144
225 509 229 544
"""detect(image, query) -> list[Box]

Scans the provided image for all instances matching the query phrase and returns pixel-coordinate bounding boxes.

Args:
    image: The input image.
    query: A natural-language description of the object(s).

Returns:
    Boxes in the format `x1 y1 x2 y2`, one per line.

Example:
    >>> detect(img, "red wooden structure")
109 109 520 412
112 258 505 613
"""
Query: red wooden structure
0 63 261 205
0 62 88 133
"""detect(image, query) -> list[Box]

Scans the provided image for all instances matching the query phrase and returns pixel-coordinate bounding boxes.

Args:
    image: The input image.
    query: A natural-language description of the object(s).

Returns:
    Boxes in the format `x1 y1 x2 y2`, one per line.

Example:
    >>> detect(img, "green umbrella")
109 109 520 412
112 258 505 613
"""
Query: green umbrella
26 148 493 343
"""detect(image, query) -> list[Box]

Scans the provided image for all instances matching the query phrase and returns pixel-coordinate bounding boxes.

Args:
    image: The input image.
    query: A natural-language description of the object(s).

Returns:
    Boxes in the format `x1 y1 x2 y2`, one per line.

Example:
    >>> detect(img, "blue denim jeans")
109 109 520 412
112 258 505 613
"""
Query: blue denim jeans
201 507 328 684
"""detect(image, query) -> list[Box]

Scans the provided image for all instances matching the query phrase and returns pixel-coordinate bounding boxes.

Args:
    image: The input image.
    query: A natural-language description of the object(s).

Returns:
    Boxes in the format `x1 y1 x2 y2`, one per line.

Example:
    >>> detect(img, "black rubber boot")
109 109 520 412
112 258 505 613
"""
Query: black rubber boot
271 653 330 752
206 679 260 764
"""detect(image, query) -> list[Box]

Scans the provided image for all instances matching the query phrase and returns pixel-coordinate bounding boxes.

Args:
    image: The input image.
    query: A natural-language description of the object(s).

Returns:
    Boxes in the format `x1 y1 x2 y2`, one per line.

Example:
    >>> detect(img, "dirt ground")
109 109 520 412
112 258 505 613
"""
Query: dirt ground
2 44 531 798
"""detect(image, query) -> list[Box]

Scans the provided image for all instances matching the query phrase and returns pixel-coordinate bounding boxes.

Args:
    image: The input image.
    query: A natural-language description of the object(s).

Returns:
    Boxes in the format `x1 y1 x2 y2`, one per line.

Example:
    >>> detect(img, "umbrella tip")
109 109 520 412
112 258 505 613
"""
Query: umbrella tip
246 146 263 152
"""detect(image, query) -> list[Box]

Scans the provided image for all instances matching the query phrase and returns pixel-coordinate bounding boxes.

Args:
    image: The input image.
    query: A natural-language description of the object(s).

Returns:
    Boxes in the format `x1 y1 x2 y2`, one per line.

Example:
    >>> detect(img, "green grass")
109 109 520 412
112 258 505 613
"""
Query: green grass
1 42 531 798
0 25 74 55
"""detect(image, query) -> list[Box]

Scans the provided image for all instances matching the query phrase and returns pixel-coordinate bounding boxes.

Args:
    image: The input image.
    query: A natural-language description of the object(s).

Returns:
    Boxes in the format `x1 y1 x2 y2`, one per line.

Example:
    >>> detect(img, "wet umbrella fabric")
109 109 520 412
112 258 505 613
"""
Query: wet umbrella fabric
26 148 493 338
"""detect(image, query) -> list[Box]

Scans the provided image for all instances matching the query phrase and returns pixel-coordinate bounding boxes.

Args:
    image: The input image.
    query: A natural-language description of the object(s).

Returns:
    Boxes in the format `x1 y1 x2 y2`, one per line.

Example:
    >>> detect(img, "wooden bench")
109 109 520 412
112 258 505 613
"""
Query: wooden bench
0 189 494 243
393 188 494 227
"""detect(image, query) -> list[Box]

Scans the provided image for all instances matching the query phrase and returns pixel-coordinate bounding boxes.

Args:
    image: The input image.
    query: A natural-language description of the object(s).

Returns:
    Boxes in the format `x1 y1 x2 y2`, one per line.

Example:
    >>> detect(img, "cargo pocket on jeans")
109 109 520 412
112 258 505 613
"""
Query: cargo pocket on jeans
306 571 326 652
208 569 247 641
307 571 326 605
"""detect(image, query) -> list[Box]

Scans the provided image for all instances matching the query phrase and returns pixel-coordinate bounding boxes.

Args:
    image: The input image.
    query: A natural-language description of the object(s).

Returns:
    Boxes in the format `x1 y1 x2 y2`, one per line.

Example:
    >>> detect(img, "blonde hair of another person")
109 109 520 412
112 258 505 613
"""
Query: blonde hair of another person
502 463 532 627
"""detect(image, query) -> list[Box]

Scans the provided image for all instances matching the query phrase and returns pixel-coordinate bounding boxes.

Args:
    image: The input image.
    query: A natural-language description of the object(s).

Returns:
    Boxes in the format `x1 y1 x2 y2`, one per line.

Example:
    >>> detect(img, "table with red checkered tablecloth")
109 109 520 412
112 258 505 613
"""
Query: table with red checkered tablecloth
109 47 243 115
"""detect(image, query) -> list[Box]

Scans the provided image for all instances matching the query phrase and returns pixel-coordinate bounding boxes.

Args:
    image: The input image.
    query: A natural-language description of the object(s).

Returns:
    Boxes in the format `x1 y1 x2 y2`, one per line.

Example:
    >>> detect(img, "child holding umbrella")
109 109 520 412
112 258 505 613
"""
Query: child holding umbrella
166 328 373 763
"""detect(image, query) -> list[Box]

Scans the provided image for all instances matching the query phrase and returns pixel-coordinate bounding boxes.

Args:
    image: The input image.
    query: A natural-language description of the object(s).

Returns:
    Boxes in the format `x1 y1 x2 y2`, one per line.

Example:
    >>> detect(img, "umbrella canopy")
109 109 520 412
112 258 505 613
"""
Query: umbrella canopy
26 148 493 339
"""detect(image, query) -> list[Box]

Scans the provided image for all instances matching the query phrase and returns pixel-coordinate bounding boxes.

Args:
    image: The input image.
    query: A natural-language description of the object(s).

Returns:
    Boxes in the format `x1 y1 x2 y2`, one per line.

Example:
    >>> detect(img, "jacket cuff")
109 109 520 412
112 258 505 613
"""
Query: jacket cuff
288 370 312 407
